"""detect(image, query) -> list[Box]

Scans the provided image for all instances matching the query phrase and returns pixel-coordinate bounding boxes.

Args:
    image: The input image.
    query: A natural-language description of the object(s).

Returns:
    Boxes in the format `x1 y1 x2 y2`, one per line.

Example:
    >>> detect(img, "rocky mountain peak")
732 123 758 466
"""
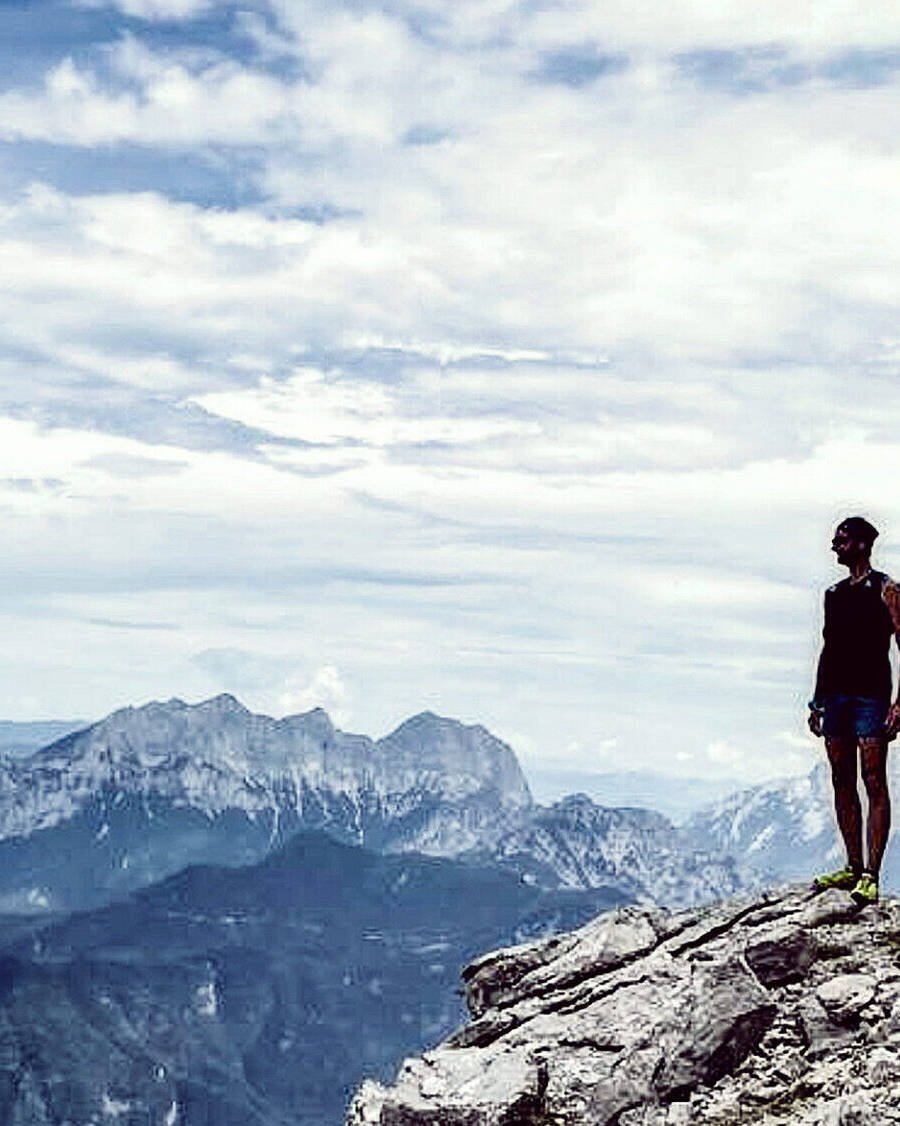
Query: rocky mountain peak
0 696 539 852
547 792 670 828
197 692 250 715
348 885 900 1125
280 704 335 741
395 710 444 728
383 710 495 750
28 696 347 777
379 711 532 809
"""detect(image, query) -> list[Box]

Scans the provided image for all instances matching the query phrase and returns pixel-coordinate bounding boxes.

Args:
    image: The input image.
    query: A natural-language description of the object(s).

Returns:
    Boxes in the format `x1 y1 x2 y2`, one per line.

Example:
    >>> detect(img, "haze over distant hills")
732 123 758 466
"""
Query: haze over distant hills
0 720 83 758
526 766 747 824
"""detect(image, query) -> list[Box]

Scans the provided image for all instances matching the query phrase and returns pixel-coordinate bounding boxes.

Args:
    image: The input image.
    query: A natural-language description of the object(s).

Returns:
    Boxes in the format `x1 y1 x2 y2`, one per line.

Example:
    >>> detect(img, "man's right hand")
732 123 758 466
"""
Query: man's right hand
808 709 824 738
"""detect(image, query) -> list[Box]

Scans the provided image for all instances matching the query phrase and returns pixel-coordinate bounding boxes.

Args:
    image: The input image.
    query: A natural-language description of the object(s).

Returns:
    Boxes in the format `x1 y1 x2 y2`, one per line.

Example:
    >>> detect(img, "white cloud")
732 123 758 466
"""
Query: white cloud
4 29 900 370
705 735 813 782
422 0 900 54
0 2 899 787
0 415 353 531
0 45 292 147
194 368 542 447
631 569 797 608
279 666 350 724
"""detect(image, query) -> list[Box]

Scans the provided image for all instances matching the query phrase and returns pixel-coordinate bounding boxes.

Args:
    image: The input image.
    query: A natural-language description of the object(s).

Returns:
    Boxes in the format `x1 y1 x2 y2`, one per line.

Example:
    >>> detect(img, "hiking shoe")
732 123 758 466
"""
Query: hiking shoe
812 866 858 892
851 871 879 906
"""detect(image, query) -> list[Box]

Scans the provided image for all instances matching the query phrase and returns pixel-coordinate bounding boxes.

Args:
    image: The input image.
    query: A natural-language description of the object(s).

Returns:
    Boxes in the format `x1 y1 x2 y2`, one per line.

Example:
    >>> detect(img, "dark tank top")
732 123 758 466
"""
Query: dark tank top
817 571 895 699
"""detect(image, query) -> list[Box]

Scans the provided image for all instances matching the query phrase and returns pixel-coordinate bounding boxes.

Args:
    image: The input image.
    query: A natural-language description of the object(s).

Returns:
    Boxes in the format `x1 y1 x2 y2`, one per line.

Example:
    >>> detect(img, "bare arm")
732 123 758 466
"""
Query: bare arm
882 580 900 738
808 594 828 738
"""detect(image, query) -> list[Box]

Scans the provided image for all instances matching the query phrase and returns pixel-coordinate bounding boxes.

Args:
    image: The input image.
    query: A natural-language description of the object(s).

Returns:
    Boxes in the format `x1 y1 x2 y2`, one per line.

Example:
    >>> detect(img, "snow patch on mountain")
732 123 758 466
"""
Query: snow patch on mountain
687 757 900 893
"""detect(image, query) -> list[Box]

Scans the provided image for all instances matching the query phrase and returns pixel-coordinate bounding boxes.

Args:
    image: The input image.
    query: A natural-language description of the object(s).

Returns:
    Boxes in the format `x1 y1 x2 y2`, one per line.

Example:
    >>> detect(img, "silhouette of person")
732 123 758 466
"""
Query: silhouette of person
809 517 900 904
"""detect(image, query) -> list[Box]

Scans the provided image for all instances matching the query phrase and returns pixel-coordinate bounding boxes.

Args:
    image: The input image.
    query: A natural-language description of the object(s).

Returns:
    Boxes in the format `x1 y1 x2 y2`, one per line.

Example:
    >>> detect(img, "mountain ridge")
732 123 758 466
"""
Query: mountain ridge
0 694 531 840
0 695 741 912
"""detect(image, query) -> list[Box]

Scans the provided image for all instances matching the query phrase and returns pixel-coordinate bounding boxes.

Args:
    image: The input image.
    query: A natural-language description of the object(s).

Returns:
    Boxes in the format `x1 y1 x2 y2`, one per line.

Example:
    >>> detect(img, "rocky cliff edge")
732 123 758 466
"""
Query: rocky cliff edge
347 885 900 1125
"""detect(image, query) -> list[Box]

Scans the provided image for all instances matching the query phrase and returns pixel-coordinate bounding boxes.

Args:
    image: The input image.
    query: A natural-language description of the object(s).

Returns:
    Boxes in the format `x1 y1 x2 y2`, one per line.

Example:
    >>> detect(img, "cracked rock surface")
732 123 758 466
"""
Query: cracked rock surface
346 885 900 1125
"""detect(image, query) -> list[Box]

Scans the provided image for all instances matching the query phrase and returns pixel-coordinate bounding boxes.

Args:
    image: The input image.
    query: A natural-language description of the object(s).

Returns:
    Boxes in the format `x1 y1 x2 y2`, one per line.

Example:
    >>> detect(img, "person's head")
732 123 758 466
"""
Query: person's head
832 516 879 567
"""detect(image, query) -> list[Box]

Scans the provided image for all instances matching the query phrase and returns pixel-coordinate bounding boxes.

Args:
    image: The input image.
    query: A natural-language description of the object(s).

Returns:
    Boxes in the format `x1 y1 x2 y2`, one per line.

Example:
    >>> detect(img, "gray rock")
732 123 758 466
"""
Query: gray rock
867 1045 899 1084
350 896 778 1124
816 1092 876 1126
816 974 876 1024
462 906 661 1017
745 922 815 986
349 887 900 1126
799 994 855 1056
347 885 900 1126
799 889 862 928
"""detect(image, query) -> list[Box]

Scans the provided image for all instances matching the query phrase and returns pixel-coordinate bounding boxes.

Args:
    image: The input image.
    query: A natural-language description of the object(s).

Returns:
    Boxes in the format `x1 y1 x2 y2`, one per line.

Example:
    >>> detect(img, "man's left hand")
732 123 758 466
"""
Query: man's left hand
886 702 900 741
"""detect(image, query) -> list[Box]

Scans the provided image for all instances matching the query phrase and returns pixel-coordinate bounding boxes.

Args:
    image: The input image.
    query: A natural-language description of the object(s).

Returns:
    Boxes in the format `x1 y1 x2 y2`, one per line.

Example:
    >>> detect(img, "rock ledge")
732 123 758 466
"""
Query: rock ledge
347 885 900 1125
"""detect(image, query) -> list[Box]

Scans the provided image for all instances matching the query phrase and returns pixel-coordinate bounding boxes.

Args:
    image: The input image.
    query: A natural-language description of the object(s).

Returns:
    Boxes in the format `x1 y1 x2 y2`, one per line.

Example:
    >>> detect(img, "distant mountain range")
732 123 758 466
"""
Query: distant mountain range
526 766 745 823
686 759 900 892
0 694 849 1125
0 695 742 913
0 720 83 758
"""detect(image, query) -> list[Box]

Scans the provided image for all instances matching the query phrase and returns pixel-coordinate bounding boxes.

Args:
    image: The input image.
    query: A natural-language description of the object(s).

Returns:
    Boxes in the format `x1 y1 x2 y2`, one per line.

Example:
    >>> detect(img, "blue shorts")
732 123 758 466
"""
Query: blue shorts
822 694 890 739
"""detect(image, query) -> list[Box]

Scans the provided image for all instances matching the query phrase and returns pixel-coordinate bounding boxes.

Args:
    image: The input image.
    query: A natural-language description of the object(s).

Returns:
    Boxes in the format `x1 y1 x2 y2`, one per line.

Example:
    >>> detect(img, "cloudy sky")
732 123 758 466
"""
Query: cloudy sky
2 0 900 793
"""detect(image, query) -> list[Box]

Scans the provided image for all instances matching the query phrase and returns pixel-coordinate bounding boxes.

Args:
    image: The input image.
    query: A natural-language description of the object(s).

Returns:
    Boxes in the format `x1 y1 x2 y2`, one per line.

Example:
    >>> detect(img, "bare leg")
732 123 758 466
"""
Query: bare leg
825 736 863 872
860 737 891 877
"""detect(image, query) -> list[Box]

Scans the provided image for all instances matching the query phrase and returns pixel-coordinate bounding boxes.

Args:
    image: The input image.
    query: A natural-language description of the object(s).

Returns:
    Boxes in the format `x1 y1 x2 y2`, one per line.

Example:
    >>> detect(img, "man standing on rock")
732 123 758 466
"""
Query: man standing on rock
809 516 900 904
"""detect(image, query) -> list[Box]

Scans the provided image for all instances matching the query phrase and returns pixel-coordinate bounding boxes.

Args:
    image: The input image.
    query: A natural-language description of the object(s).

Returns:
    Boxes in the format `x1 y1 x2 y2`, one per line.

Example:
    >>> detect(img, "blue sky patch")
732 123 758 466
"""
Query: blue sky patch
674 47 807 94
822 49 900 88
133 3 309 81
403 124 452 146
532 46 628 88
676 45 900 94
0 139 267 206
0 0 303 94
0 0 118 91
284 201 362 224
